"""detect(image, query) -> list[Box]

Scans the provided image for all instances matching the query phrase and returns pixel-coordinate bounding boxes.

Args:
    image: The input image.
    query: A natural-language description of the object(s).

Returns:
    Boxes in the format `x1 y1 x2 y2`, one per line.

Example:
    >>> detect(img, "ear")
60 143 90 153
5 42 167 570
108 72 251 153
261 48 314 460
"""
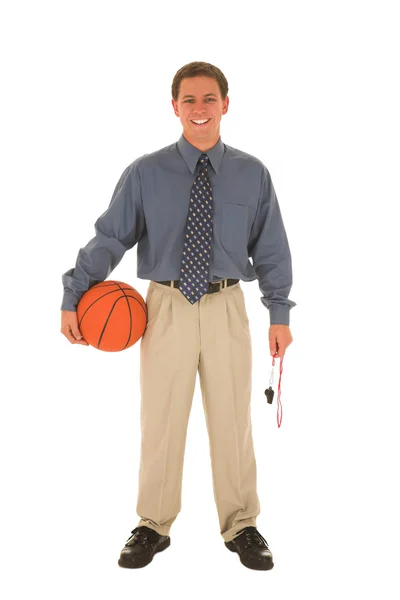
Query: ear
221 95 229 115
172 98 179 117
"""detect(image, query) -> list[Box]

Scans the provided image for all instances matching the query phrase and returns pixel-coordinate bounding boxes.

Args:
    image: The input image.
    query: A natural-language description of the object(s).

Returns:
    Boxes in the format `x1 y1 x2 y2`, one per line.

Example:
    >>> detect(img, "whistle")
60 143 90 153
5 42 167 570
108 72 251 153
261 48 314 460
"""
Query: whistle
264 386 274 404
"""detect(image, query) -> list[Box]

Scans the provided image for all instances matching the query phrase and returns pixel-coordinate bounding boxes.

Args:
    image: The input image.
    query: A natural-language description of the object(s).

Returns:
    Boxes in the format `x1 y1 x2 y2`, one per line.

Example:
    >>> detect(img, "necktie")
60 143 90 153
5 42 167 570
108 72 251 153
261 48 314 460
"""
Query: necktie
178 153 213 304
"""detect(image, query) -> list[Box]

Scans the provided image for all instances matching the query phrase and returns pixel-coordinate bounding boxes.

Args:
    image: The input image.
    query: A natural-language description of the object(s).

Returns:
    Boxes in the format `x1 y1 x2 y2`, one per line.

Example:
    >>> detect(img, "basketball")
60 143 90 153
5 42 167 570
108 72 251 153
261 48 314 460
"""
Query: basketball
76 280 147 352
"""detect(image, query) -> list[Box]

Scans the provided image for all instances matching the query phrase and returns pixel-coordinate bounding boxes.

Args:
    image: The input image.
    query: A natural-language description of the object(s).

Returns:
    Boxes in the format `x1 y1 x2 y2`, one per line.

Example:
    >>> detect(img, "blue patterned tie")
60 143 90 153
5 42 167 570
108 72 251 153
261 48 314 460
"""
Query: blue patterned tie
178 153 213 304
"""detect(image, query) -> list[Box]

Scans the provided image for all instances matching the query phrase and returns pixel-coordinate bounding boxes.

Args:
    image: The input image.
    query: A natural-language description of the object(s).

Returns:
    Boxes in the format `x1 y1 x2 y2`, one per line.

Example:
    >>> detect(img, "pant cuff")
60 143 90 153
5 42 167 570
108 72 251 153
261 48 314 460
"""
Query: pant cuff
137 519 170 537
221 518 258 542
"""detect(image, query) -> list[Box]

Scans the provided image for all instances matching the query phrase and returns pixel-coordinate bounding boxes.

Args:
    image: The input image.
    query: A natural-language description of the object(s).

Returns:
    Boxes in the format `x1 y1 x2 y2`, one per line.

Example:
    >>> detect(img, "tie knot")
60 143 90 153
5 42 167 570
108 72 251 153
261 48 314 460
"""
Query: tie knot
199 153 209 166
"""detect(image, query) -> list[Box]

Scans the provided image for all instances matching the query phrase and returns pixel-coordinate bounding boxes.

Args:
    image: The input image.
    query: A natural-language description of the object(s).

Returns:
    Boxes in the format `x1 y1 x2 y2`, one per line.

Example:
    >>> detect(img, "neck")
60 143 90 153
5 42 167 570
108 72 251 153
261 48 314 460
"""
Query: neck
183 130 219 153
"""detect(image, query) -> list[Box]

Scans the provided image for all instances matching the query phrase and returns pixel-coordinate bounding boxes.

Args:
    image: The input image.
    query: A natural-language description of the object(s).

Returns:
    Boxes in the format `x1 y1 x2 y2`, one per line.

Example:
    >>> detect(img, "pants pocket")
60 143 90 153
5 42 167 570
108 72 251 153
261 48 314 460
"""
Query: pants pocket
145 285 165 328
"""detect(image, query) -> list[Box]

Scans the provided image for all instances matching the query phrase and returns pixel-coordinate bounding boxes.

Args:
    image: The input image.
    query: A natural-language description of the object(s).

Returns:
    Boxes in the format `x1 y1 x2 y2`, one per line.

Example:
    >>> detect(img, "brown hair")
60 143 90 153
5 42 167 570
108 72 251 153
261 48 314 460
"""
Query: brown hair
171 61 229 102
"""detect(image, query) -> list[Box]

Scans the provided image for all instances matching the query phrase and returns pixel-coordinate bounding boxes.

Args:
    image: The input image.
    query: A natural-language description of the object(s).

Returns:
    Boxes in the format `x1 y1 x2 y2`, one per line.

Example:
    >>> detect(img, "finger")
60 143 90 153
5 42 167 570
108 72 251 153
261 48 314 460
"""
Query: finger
62 328 77 343
76 339 89 345
71 329 83 340
70 336 89 345
70 325 87 342
63 327 88 345
270 341 279 356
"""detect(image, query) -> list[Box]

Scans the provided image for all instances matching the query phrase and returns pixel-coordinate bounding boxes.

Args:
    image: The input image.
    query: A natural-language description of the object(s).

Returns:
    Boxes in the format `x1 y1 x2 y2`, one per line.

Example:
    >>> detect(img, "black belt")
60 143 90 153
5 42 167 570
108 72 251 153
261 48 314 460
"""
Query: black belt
155 278 239 294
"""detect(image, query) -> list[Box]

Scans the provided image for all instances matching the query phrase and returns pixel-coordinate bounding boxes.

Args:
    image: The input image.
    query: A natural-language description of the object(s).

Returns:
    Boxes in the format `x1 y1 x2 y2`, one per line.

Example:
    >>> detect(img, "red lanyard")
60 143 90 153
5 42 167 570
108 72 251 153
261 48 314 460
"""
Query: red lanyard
265 355 284 427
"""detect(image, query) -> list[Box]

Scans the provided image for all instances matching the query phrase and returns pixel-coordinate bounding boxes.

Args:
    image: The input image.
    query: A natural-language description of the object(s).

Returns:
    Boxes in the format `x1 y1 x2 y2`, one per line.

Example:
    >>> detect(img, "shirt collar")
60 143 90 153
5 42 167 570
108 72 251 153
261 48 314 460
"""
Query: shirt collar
177 133 224 175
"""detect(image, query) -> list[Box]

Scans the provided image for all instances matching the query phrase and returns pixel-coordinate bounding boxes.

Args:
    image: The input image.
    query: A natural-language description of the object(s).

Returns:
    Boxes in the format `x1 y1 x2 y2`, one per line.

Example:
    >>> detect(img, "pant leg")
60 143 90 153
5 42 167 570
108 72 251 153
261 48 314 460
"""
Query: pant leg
198 282 261 543
136 281 199 536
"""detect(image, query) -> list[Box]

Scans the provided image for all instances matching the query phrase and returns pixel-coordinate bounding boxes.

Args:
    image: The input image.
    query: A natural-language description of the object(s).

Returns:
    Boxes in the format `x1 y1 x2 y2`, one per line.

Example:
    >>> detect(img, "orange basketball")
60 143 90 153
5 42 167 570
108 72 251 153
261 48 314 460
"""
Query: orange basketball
76 280 147 352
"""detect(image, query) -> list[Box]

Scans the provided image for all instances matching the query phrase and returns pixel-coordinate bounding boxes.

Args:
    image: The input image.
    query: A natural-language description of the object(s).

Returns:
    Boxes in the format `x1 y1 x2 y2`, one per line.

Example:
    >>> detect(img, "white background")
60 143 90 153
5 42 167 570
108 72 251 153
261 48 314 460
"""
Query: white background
1 0 399 598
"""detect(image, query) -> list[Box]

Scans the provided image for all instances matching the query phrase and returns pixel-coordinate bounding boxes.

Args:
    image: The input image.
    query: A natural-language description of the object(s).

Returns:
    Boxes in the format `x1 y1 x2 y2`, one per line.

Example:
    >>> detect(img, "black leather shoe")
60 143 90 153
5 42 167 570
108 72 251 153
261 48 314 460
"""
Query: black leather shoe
225 526 274 571
118 526 170 568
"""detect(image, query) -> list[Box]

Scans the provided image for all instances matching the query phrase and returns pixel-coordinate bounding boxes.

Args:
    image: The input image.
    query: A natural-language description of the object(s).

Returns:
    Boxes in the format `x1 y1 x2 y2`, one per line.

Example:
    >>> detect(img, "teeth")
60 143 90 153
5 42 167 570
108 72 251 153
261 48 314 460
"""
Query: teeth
192 119 209 124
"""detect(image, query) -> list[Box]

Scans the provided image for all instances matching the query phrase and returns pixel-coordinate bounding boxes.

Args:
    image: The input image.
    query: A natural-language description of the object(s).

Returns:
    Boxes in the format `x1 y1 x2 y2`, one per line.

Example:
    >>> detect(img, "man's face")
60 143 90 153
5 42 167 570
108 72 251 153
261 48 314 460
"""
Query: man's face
172 76 229 144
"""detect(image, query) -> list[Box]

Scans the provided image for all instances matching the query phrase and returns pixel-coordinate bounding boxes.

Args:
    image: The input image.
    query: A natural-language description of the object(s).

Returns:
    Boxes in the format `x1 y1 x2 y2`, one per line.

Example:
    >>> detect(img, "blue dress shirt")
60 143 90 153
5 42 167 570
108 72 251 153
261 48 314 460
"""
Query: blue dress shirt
61 133 296 325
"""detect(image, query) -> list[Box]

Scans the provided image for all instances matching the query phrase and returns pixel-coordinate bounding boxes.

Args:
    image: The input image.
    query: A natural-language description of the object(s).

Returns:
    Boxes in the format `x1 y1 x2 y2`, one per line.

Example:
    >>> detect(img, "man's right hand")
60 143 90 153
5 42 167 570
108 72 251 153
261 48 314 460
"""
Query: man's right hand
61 310 89 345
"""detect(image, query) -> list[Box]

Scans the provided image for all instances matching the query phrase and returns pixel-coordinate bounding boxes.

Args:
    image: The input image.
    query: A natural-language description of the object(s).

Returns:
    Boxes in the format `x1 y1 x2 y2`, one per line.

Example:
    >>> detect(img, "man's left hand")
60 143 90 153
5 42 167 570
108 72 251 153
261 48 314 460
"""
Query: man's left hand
269 324 293 359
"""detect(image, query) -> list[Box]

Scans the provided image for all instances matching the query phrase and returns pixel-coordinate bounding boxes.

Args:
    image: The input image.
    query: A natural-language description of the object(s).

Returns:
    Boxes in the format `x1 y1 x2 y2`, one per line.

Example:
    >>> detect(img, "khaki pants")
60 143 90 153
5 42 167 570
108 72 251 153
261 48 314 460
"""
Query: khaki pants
136 279 260 542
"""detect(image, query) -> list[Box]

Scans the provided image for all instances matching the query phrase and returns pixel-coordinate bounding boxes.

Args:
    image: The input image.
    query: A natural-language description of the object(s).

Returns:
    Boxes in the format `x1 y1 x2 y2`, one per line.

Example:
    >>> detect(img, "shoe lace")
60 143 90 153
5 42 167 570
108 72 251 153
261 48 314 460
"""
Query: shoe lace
237 526 269 549
127 526 151 548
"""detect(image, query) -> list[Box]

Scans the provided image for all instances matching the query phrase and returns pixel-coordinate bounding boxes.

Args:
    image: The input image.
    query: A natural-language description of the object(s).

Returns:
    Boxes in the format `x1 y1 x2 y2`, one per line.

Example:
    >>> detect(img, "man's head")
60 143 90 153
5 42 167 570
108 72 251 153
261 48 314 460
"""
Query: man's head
171 62 229 151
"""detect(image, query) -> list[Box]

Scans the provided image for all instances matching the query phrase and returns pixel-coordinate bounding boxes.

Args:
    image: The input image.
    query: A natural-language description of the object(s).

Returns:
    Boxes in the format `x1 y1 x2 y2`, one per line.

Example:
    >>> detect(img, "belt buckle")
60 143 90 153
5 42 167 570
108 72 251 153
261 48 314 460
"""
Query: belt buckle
213 279 226 292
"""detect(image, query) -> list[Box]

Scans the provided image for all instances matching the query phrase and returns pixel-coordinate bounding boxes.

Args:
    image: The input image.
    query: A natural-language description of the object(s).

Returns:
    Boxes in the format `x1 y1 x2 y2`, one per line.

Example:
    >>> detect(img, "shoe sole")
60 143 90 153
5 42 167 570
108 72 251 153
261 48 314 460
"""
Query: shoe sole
118 537 171 568
225 541 274 571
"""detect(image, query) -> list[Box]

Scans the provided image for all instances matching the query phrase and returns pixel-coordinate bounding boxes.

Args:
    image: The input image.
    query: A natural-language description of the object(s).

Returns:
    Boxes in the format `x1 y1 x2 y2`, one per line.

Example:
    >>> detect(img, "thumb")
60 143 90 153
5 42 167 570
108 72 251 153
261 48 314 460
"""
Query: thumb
71 328 82 340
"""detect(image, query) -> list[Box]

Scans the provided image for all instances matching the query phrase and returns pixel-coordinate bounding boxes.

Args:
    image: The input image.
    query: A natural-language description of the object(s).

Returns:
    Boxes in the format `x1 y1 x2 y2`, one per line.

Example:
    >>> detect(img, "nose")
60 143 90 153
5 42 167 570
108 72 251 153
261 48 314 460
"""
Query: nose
190 99 210 112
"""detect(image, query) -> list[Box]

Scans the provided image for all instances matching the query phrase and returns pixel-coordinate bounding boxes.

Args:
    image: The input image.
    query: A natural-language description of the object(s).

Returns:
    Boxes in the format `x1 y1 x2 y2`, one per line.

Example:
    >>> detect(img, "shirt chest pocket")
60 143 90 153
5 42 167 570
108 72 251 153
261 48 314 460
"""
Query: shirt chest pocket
220 203 249 252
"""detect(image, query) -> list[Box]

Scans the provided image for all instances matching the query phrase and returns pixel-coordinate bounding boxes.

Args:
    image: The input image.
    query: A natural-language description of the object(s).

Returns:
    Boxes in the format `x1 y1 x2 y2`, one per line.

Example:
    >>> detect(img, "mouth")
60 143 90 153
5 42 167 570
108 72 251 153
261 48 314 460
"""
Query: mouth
190 118 211 127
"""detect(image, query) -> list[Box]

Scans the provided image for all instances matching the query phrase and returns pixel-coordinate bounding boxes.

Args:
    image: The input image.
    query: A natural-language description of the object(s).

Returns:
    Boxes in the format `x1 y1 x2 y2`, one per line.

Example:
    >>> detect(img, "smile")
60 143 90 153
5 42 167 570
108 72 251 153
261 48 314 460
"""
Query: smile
191 119 211 126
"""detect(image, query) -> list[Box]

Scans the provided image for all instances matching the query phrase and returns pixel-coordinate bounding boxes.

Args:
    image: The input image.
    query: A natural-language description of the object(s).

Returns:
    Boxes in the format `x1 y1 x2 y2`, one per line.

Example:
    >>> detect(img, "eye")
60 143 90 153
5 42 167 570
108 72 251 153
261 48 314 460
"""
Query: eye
184 98 215 103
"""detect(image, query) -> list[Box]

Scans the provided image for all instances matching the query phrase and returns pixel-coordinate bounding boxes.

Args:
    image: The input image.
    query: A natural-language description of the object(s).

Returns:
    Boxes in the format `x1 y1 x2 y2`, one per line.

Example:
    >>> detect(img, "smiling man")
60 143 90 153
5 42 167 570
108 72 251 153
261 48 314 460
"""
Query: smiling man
60 61 296 571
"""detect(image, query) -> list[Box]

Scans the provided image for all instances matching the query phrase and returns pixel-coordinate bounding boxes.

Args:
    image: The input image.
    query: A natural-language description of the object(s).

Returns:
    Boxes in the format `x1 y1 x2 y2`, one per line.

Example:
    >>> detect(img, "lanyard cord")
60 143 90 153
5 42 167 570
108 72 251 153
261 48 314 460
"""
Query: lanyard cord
266 355 284 427
274 355 283 428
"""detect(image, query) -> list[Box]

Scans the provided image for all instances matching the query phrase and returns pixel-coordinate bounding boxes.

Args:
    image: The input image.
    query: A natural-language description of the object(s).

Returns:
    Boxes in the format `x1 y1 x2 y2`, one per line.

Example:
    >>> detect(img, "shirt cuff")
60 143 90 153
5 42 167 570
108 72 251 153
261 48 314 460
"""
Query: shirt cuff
269 304 290 326
60 292 80 312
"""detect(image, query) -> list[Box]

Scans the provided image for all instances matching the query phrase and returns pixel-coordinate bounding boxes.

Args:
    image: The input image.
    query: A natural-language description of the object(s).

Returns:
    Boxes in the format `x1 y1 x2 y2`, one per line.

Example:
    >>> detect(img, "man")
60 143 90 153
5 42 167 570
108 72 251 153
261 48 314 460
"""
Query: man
61 61 296 571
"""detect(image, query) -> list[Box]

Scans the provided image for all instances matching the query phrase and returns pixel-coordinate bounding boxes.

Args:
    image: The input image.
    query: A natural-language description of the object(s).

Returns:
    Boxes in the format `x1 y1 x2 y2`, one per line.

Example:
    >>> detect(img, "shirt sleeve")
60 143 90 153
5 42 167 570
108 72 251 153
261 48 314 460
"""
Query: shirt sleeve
60 161 146 311
247 164 297 326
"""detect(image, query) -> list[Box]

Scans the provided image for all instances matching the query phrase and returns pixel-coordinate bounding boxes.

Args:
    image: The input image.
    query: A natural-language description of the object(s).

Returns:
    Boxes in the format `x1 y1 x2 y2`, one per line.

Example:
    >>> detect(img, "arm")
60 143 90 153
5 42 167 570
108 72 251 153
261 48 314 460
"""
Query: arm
248 164 297 326
60 161 145 311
